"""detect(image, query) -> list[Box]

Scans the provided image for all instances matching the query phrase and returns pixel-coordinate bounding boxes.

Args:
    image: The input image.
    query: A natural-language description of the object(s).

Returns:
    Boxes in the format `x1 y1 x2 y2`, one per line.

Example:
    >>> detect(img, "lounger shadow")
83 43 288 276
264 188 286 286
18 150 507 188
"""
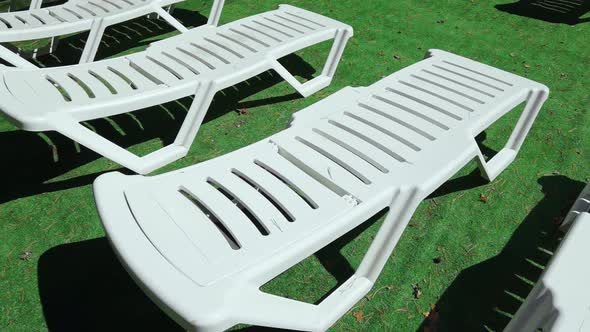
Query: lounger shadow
421 175 586 331
496 0 590 25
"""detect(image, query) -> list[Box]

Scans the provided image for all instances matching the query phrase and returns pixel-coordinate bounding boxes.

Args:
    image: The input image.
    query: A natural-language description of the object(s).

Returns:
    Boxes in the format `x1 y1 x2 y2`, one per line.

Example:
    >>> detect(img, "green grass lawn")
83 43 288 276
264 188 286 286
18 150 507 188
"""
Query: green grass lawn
0 0 588 331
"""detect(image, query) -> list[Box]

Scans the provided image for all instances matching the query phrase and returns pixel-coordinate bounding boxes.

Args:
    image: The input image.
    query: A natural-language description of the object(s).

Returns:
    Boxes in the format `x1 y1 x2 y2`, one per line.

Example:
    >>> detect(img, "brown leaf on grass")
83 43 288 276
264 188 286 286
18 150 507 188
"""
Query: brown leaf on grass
479 193 488 203
412 283 422 299
237 108 250 116
19 251 32 261
394 54 402 60
560 73 567 79
423 304 440 332
524 63 531 69
353 310 364 322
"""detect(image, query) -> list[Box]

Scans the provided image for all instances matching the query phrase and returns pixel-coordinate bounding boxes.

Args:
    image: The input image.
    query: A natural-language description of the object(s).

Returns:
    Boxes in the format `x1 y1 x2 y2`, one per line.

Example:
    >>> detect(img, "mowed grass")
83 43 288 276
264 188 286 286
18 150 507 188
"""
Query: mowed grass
0 0 588 331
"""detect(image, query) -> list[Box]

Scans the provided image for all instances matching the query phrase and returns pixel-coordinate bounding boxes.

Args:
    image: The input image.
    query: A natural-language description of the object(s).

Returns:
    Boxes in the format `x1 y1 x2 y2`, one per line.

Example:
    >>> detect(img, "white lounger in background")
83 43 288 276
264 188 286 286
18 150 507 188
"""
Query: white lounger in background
94 49 549 331
0 0 226 66
505 182 590 332
0 5 353 174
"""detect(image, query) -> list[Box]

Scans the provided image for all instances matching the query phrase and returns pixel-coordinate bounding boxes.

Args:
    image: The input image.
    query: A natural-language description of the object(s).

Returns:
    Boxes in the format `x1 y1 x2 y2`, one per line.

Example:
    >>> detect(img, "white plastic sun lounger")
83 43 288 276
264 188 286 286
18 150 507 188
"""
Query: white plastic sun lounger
0 5 353 174
505 182 590 332
94 49 549 331
0 0 226 65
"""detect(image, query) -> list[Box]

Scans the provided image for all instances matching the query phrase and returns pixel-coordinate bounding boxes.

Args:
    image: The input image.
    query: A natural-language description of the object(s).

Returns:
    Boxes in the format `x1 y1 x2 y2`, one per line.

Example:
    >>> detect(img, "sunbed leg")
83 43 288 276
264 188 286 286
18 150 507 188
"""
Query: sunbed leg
173 81 217 149
356 188 423 283
270 27 352 97
80 19 107 64
207 0 225 26
0 44 37 68
47 113 188 174
476 87 549 181
29 0 43 10
153 6 188 33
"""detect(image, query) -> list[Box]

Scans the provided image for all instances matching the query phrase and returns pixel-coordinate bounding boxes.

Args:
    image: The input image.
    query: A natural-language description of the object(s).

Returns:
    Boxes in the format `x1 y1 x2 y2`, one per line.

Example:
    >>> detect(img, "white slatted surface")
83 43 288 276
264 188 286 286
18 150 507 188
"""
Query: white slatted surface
95 50 549 331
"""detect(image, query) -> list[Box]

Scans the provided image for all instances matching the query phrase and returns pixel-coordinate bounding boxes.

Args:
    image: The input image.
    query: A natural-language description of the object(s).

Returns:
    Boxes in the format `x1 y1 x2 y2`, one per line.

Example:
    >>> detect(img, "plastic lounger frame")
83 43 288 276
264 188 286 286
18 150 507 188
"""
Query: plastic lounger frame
0 0 226 65
505 182 590 332
0 5 353 174
94 49 549 331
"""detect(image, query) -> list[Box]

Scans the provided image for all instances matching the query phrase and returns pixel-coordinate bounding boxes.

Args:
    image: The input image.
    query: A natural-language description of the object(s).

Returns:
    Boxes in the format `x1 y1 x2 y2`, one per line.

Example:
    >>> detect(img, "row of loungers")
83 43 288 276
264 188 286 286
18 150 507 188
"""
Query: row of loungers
0 1 572 331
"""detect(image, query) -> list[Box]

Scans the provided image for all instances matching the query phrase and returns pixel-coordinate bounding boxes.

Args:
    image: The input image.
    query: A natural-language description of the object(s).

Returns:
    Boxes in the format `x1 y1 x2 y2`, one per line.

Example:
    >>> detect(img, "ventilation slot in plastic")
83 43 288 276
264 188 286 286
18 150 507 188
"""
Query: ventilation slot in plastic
272 142 351 198
88 70 117 94
179 188 241 250
422 69 495 98
399 80 475 112
254 160 318 209
263 17 304 34
204 37 245 58
241 24 282 42
386 87 463 120
0 18 12 28
102 0 122 9
107 66 138 90
207 178 270 236
358 103 436 141
296 136 371 185
313 128 389 173
410 75 485 104
87 1 109 12
176 46 215 70
442 60 513 87
229 28 270 47
146 56 183 80
30 14 46 24
76 4 97 16
47 11 67 23
46 76 72 102
62 7 84 19
68 73 95 98
273 14 316 30
328 120 407 163
129 61 164 85
432 64 504 92
344 111 421 152
373 94 450 130
253 20 293 38
284 11 326 27
231 169 295 222
191 43 230 64
216 33 257 53
162 52 200 75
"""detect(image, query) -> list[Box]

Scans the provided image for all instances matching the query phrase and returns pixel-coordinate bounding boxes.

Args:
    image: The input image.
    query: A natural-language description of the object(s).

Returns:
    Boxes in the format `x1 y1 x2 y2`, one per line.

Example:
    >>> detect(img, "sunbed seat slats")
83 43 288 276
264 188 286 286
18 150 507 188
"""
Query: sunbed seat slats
94 49 549 331
0 5 353 174
0 0 182 41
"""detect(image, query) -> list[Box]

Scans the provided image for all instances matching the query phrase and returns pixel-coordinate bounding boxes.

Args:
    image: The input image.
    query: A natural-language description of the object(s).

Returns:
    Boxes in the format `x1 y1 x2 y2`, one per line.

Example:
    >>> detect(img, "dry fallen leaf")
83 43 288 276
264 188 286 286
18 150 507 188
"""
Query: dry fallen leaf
394 54 402 60
412 283 422 299
237 108 250 116
19 251 32 261
353 310 364 322
524 63 531 69
479 193 488 203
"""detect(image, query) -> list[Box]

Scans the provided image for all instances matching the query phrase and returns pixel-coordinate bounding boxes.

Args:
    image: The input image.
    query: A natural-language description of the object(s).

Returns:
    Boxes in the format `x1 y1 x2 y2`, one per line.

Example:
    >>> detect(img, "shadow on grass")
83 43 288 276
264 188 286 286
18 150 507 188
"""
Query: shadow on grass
0 54 316 204
496 0 590 25
420 175 586 332
37 238 184 332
